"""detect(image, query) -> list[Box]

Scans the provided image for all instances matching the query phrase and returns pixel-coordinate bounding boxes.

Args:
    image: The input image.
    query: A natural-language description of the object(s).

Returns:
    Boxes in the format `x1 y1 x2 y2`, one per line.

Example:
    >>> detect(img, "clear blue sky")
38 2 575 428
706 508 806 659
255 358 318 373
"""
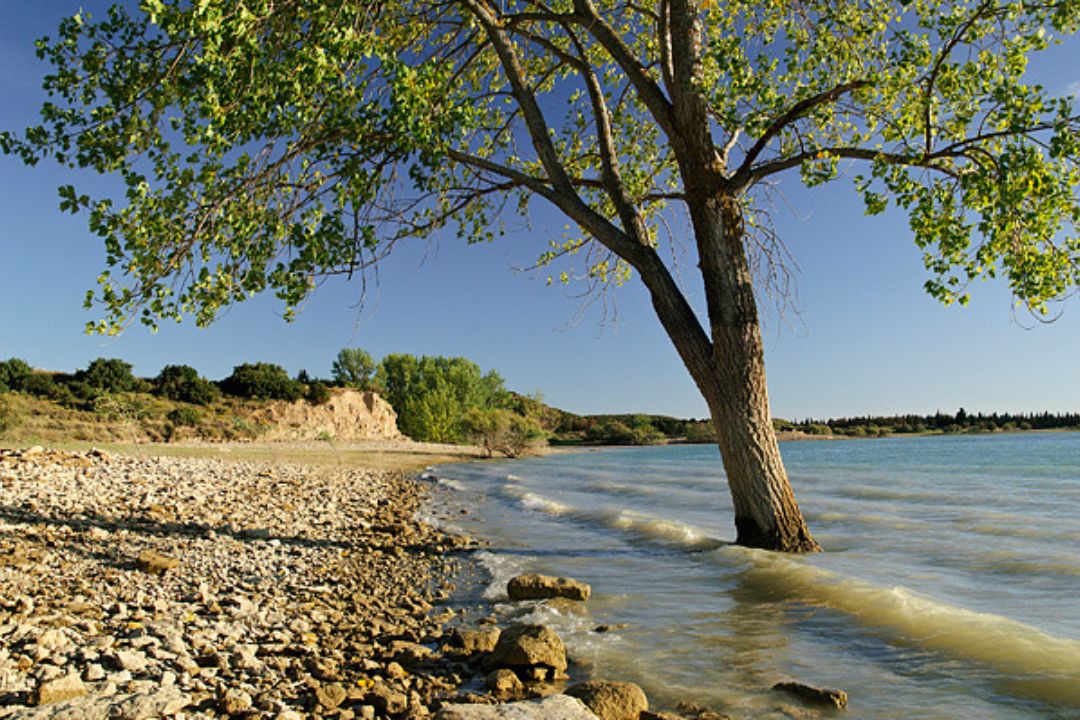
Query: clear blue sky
2 3 1079 421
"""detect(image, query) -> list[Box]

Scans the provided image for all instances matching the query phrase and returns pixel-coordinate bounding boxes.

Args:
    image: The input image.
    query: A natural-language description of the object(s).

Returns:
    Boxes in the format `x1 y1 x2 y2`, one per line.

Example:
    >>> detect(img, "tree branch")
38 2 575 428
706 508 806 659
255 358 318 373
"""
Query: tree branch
733 80 870 188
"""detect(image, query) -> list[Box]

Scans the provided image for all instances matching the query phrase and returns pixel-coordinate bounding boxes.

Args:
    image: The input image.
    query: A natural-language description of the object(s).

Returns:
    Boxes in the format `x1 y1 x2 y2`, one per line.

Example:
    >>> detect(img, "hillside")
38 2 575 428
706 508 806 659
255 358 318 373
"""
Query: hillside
0 387 403 446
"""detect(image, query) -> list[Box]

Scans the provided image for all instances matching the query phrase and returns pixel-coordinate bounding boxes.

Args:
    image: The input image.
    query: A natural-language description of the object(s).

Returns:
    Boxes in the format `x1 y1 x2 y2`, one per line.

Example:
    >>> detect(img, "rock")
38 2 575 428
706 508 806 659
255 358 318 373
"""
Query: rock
592 624 629 634
316 683 348 710
453 627 501 654
566 681 648 720
488 624 567 675
366 682 408 715
113 650 149 673
436 694 600 719
32 673 88 705
675 702 733 720
85 664 106 681
219 688 254 714
772 681 848 709
507 574 591 602
36 629 69 651
486 668 525 698
136 550 180 575
114 686 190 719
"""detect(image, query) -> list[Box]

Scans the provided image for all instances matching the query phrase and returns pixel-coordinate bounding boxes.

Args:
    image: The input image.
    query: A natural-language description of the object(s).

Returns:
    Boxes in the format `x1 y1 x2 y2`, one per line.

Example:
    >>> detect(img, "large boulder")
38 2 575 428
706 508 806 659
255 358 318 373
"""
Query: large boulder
566 681 648 720
507 573 591 602
435 694 600 720
488 624 567 676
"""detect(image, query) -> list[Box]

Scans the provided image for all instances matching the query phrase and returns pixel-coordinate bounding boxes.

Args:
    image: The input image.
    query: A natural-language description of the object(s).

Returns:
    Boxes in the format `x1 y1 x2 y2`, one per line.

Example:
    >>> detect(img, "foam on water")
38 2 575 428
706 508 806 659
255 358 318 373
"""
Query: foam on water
727 547 1080 706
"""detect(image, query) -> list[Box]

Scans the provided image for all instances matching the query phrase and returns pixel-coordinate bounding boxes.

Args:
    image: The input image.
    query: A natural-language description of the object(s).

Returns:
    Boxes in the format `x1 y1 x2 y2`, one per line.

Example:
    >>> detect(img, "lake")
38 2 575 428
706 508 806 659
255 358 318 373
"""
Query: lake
425 432 1080 718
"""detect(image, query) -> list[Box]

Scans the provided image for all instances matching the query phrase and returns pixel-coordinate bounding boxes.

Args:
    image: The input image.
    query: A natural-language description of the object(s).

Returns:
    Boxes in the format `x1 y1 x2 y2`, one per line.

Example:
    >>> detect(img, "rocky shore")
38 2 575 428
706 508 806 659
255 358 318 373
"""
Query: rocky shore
0 446 474 718
1 446 841 720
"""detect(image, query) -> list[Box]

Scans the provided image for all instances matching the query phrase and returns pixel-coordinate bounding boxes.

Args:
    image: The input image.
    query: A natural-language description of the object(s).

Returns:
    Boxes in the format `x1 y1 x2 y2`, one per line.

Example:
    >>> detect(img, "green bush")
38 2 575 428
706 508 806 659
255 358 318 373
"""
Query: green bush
220 363 303 400
167 406 202 427
76 357 138 393
155 364 219 405
460 408 544 457
0 358 33 392
306 381 332 405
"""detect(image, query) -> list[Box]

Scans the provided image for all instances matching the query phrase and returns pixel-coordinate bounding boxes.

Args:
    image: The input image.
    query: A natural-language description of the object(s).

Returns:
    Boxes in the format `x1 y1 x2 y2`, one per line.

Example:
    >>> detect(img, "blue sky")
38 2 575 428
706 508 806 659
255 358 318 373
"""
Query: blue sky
1 3 1079 421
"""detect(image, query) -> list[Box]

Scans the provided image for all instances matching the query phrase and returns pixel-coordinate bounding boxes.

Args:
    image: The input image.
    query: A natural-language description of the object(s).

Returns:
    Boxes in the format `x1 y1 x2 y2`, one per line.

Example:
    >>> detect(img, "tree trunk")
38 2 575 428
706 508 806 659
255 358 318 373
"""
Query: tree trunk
696 194 818 552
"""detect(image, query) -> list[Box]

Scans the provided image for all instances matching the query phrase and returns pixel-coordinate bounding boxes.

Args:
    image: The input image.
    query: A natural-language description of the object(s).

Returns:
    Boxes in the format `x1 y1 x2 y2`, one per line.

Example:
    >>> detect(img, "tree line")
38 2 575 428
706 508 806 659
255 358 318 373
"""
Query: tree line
785 410 1080 438
0 351 544 454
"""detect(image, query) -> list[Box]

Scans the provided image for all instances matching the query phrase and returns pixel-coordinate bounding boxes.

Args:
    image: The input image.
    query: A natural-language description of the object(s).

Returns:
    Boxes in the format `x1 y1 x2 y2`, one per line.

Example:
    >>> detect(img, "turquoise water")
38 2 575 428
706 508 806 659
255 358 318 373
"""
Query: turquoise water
426 433 1080 718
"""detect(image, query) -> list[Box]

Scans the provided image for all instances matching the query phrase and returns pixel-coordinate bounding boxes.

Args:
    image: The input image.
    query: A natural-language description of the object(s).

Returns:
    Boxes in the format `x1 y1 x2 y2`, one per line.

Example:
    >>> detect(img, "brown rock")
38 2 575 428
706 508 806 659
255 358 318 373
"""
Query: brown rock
566 680 648 720
453 628 501 654
137 549 180 575
507 573 591 602
488 624 567 675
316 683 348 710
485 669 525 698
32 674 88 706
772 681 848 709
366 682 408 715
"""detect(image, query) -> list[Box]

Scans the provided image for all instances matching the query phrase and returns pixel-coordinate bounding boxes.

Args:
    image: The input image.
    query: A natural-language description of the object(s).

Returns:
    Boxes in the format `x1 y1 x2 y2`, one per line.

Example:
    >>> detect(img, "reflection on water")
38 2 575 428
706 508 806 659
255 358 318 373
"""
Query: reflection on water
430 433 1080 719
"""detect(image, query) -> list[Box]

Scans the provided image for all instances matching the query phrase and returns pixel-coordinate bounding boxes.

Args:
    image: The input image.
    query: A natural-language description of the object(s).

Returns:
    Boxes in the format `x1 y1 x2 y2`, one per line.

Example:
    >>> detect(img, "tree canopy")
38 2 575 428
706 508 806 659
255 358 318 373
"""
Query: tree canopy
3 0 1078 332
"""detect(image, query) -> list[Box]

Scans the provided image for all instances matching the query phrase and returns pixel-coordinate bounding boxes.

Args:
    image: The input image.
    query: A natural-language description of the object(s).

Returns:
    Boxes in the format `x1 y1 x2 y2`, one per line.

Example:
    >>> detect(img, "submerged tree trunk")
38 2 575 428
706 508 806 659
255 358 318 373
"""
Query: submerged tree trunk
699 195 819 552
636 190 819 553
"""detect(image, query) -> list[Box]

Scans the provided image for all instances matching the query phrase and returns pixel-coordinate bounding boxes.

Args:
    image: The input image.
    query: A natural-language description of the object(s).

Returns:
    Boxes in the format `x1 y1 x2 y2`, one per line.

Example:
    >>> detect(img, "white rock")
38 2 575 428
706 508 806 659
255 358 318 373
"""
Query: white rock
113 651 148 673
435 695 600 720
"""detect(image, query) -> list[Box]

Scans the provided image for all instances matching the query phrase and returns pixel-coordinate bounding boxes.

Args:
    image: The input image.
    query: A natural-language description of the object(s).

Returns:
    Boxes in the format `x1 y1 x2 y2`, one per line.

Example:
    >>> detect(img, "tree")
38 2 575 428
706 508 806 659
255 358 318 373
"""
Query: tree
5 1 1080 550
375 353 509 441
76 358 138 393
460 407 546 457
332 348 376 389
220 363 303 401
155 364 220 405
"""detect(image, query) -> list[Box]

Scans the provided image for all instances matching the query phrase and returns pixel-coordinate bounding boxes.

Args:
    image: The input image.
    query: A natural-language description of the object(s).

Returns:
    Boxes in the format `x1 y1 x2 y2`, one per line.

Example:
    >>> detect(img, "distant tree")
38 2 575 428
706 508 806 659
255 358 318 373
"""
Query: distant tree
331 348 375 389
76 358 137 393
375 354 508 442
9 1 1080 549
0 358 33 393
155 364 219 405
220 363 303 401
460 407 545 457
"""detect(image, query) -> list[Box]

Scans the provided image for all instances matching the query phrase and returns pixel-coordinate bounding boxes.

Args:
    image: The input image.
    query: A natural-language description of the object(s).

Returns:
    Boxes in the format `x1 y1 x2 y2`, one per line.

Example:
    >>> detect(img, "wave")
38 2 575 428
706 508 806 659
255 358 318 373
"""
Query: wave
582 480 658 498
499 485 723 551
727 548 1080 706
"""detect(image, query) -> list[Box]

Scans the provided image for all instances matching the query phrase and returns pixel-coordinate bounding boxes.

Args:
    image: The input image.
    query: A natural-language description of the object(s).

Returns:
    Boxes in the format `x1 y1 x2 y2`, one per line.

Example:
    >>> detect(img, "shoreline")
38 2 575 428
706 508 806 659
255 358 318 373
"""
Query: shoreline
0 445 481 718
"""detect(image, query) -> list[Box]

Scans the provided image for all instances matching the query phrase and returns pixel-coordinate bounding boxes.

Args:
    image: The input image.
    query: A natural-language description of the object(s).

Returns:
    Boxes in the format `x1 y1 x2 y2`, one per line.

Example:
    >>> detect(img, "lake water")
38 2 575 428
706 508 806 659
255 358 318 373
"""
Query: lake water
423 432 1080 719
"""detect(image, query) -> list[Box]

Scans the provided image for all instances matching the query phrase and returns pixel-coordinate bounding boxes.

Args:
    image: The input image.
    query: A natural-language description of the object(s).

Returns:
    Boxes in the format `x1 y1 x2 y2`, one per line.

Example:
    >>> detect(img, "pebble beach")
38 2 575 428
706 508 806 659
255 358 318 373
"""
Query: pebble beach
0 446 475 719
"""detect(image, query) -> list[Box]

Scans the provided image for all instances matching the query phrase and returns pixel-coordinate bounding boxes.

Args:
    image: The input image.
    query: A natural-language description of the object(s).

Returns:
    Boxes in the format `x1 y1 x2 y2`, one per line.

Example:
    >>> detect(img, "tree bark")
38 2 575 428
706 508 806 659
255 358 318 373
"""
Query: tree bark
700 195 819 552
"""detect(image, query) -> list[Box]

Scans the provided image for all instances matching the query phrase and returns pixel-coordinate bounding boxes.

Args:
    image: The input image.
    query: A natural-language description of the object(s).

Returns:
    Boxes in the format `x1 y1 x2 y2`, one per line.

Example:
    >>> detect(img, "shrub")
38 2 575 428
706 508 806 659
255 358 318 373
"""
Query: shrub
306 381 332 405
92 393 151 421
0 358 33 392
76 357 138 393
460 408 544 457
220 363 303 400
155 364 219 405
0 397 19 437
167 406 202 427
